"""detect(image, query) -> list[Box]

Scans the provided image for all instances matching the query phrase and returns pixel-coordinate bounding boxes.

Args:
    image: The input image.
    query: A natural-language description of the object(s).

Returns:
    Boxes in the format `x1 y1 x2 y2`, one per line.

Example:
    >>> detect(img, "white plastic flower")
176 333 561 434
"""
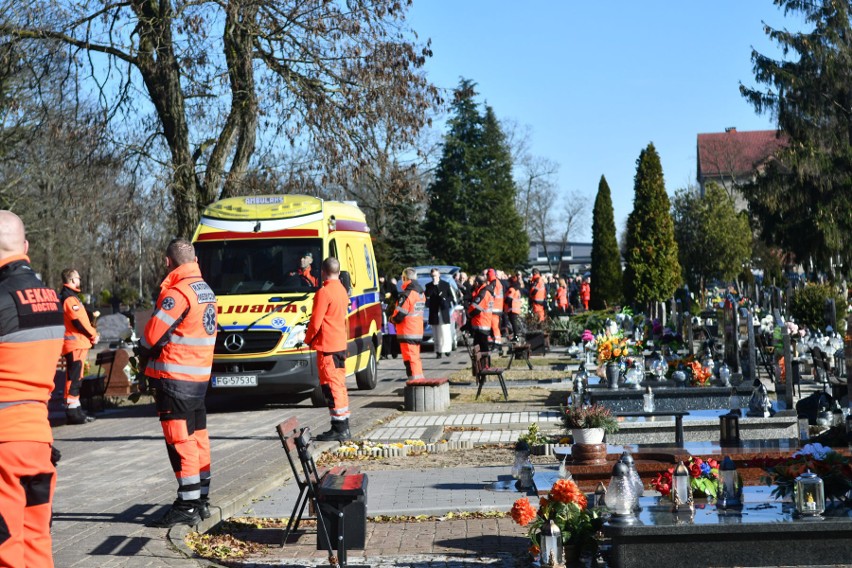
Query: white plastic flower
792 443 833 461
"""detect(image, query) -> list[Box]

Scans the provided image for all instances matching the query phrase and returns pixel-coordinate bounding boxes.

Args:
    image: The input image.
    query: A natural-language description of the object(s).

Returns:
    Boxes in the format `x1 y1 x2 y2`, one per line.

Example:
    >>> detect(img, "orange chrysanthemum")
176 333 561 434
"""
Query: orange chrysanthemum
549 478 588 508
510 498 537 526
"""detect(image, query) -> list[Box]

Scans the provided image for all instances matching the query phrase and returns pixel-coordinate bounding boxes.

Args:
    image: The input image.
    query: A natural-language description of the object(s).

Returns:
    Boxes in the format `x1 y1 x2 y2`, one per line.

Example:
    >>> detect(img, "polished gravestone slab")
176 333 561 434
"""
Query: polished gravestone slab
588 383 750 412
607 409 798 444
604 486 852 568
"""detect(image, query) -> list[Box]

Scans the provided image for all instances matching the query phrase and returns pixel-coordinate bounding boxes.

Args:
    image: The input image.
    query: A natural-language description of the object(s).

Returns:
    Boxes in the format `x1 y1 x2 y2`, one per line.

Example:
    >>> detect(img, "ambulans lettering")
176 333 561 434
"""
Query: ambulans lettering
189 281 216 304
216 304 298 315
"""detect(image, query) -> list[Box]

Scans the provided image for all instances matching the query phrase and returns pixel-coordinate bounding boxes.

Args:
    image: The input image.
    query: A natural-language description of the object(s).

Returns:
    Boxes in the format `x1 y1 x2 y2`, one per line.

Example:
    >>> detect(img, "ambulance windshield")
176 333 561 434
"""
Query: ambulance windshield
195 238 323 295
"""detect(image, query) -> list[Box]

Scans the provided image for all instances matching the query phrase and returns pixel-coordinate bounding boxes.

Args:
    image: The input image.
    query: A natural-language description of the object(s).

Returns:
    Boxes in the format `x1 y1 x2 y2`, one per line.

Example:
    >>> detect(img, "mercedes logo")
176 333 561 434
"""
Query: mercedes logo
223 334 245 353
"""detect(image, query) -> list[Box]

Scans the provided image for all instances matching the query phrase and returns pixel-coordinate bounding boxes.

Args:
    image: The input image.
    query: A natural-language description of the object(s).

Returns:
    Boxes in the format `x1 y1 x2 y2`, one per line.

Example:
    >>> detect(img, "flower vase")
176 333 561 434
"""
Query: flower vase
572 427 605 444
605 362 620 390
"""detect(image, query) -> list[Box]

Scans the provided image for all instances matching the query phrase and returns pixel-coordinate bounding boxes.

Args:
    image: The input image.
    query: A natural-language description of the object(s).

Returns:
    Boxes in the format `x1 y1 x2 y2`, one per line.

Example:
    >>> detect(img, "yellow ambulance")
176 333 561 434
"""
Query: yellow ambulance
192 195 381 405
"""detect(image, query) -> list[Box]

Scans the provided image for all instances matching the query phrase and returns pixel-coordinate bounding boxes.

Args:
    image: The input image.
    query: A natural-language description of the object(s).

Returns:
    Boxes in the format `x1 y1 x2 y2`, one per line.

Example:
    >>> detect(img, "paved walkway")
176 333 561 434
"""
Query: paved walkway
246 465 538 519
47 351 431 567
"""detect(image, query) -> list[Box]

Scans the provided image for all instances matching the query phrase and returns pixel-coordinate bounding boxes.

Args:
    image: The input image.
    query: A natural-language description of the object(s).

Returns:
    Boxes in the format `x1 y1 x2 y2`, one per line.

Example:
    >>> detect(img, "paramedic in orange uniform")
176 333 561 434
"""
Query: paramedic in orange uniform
141 238 217 528
304 257 351 442
0 210 64 568
392 267 425 380
60 268 99 424
290 251 318 287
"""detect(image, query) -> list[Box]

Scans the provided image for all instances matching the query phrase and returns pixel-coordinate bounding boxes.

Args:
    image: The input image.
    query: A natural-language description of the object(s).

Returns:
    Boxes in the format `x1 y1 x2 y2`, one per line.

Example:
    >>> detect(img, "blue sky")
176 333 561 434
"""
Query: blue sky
407 1 799 242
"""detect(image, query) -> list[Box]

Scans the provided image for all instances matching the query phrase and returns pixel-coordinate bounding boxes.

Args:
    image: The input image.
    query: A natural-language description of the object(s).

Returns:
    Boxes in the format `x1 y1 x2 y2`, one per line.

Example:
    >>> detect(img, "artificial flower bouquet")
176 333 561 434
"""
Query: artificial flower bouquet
510 478 602 556
651 456 721 499
687 360 712 387
596 333 631 365
760 443 852 503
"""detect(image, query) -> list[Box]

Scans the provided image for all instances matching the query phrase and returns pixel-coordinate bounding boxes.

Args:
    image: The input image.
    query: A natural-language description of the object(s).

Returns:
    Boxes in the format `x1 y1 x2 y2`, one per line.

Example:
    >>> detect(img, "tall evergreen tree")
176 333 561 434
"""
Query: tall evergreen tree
672 182 752 293
477 106 528 269
424 79 526 271
622 143 681 311
740 0 852 270
590 175 621 310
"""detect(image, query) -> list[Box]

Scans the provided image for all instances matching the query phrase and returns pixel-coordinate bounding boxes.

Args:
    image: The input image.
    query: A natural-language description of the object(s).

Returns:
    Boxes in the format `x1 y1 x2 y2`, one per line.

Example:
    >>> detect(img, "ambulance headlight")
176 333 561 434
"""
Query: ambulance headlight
283 324 307 348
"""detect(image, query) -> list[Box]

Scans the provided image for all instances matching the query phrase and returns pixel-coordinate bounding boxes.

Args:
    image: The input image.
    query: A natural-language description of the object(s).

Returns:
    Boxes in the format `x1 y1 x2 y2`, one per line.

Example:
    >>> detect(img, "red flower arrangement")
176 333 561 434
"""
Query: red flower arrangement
510 478 600 553
510 497 537 526
651 456 721 498
688 360 712 387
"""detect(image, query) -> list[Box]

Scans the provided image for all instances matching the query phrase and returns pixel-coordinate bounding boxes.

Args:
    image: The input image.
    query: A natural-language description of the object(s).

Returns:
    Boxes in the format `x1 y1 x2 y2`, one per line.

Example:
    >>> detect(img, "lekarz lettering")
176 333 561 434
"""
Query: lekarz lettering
15 288 61 312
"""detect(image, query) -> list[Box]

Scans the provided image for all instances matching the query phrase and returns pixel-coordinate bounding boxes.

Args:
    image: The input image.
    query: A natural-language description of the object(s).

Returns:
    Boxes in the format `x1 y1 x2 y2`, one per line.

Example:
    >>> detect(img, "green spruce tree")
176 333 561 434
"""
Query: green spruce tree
740 0 852 270
590 175 621 309
477 106 528 269
423 79 526 271
622 143 681 311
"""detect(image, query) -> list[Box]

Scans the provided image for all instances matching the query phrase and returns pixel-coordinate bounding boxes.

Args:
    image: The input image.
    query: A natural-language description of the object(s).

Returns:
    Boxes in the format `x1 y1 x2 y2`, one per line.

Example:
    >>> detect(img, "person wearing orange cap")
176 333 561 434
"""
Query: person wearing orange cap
304 257 351 441
0 210 64 567
60 268 100 424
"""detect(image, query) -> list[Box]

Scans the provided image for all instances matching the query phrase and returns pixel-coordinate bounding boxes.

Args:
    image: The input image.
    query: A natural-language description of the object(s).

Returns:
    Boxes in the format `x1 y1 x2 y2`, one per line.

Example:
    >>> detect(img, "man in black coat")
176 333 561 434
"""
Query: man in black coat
424 268 453 358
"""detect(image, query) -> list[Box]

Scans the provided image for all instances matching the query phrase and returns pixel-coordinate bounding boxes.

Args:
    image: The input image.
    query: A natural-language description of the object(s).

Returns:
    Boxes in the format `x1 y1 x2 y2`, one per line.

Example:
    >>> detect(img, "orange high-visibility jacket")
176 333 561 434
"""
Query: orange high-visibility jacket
60 284 98 355
469 283 493 333
305 278 349 353
392 280 425 343
489 277 504 314
529 275 546 306
0 255 64 443
505 286 521 315
143 262 217 399
556 286 568 309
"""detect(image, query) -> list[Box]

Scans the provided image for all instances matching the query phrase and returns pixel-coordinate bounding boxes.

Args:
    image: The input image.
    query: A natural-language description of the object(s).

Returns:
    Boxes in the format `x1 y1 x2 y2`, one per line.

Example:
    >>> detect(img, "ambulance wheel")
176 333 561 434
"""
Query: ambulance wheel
310 385 327 408
356 346 378 390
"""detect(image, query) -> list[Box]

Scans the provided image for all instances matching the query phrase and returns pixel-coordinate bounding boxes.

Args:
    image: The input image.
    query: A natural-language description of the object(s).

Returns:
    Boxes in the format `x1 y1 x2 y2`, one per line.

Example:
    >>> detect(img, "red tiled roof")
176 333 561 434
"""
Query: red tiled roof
697 129 787 179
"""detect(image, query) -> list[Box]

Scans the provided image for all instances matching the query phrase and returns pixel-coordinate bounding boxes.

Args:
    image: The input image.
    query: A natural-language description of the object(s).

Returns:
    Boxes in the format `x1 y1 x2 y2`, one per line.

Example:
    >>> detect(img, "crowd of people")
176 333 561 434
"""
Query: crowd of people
379 266 593 359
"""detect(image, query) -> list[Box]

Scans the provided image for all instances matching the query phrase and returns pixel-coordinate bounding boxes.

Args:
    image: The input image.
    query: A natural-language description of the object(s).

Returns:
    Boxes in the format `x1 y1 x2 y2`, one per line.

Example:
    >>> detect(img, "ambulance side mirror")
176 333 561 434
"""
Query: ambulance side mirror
339 271 352 295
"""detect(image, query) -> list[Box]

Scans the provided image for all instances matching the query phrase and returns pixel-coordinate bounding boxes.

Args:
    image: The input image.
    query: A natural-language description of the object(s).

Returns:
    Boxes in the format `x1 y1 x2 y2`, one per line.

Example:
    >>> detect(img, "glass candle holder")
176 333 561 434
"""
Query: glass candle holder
794 469 825 517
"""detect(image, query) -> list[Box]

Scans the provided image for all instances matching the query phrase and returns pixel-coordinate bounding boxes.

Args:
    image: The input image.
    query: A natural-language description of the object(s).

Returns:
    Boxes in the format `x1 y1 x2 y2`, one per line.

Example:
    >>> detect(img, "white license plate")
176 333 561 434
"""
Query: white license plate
212 375 258 387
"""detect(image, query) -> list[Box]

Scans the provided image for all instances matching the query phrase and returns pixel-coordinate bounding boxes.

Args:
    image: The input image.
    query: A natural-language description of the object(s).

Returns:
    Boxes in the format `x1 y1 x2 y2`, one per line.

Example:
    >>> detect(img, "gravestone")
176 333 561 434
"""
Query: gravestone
775 310 794 409
744 308 757 382
722 300 739 372
824 298 837 331
846 315 852 406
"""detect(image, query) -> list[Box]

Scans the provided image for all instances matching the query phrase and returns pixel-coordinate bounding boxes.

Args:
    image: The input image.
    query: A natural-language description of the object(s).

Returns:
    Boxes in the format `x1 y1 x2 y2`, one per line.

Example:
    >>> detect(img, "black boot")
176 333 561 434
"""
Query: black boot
66 407 96 425
315 419 351 442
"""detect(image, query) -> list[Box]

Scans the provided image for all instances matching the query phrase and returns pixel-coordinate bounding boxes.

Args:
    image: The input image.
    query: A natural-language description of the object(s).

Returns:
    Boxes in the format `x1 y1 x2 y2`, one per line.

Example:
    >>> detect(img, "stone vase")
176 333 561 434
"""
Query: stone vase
572 427 605 444
605 362 620 390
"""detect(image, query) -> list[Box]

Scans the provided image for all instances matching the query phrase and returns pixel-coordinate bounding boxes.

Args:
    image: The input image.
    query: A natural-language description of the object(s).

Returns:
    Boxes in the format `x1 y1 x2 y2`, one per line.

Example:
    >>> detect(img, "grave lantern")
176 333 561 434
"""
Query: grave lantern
605 461 637 524
794 469 825 517
511 440 530 479
625 365 643 390
718 362 732 387
719 412 740 446
593 481 607 508
643 386 655 413
538 519 564 568
650 356 667 381
716 456 742 509
619 451 644 510
672 369 687 387
518 458 535 490
728 386 741 415
670 461 694 513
